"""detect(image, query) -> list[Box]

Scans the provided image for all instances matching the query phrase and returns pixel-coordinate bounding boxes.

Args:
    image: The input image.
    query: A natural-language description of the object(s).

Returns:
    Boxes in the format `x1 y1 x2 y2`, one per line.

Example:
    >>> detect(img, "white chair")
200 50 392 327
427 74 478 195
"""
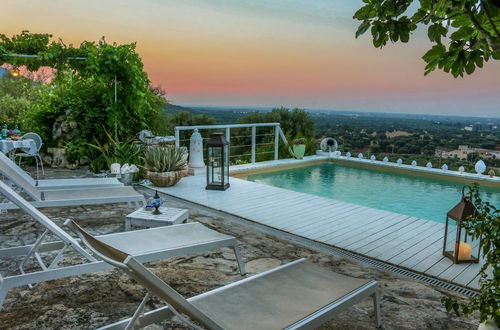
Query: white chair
14 132 44 179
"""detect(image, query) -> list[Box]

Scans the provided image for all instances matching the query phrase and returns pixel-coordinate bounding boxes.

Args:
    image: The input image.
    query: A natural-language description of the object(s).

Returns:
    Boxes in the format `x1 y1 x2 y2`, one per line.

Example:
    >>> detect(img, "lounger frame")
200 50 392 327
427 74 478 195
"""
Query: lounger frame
0 182 245 310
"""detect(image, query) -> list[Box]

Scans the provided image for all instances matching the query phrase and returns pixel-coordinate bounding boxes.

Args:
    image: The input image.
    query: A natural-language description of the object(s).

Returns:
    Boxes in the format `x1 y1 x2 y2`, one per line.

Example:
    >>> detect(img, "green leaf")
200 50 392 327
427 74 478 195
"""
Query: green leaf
450 26 475 41
356 21 371 38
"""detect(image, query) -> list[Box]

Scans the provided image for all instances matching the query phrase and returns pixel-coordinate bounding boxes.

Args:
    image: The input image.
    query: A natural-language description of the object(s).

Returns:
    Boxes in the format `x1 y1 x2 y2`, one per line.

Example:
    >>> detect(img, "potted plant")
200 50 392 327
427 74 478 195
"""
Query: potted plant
442 183 499 329
141 147 187 187
292 138 306 160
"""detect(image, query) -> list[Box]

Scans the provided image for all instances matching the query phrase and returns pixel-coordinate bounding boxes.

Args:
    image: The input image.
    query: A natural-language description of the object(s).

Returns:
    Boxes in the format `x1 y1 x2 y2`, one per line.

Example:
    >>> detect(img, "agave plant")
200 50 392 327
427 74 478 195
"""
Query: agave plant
141 147 187 173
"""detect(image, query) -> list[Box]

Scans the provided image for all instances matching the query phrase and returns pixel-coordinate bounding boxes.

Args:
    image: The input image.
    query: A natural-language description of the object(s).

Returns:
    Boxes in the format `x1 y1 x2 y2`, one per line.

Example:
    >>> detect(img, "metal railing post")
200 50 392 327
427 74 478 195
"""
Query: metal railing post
251 126 256 164
274 126 280 161
174 128 180 148
225 127 230 143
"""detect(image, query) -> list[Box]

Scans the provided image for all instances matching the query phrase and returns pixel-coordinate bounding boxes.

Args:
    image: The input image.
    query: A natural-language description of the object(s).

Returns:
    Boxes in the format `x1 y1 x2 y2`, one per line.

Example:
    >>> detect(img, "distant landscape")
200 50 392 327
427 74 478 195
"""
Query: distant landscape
164 103 500 171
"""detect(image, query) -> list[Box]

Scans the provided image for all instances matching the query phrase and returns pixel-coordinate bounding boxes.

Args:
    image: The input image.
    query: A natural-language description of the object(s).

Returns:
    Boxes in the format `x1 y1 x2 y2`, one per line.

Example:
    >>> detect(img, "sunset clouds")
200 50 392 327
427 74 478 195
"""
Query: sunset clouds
3 0 499 116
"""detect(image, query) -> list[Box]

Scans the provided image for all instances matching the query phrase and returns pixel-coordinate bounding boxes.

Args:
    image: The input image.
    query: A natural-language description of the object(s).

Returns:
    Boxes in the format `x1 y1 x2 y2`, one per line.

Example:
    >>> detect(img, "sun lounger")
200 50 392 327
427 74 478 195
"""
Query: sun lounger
67 220 382 330
0 181 246 310
0 151 123 190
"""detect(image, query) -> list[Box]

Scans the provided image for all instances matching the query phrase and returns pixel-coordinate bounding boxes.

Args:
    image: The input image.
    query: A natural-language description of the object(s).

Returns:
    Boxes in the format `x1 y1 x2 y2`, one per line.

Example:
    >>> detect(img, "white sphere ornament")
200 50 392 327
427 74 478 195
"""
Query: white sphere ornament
475 160 486 174
383 156 389 163
397 158 403 165
441 164 448 171
411 160 417 167
358 153 364 159
458 166 465 174
426 162 432 168
346 152 351 158
370 155 376 161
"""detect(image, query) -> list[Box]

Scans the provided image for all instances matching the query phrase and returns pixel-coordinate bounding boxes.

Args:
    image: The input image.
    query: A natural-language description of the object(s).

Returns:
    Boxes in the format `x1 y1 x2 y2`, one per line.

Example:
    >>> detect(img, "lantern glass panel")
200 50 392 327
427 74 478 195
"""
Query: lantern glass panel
443 218 457 257
208 146 222 185
224 144 229 184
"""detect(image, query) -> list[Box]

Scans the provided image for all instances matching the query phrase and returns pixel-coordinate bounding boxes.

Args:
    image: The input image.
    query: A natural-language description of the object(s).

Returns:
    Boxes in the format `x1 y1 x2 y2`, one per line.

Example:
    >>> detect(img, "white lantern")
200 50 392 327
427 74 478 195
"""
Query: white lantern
474 160 486 175
397 158 403 166
189 129 205 168
383 156 389 163
358 153 363 159
346 152 351 158
458 166 465 174
442 164 448 171
370 155 376 161
411 160 417 167
426 162 433 168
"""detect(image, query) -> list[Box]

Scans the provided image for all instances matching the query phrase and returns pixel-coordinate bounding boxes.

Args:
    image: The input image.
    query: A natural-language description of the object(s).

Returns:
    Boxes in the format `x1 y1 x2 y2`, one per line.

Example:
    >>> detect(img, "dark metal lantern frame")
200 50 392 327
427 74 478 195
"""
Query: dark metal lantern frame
442 186 480 264
206 132 230 191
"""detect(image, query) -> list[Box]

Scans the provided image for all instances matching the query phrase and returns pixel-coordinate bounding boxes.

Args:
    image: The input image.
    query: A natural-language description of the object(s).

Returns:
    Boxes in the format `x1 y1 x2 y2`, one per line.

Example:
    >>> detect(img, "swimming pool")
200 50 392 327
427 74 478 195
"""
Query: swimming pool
244 162 500 223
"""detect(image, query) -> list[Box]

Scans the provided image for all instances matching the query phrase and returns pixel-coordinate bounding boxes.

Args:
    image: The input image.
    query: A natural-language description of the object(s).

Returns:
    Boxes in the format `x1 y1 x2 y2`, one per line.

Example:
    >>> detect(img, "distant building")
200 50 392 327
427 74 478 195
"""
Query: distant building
435 145 500 160
463 126 473 131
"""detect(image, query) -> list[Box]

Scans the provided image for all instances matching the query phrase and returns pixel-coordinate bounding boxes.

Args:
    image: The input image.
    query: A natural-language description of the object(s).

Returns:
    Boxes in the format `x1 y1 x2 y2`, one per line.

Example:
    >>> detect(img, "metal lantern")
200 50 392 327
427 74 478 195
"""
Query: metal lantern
206 132 230 190
442 187 480 264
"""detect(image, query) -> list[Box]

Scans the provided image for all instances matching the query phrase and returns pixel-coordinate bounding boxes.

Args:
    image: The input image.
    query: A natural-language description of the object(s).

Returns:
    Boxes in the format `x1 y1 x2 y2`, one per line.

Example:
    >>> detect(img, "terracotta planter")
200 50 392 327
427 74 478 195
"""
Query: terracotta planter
292 144 306 159
147 171 183 187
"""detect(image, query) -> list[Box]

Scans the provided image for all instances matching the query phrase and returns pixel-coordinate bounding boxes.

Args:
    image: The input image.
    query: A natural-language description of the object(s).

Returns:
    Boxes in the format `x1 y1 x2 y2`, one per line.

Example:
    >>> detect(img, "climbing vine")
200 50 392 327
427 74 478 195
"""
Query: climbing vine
0 31 165 162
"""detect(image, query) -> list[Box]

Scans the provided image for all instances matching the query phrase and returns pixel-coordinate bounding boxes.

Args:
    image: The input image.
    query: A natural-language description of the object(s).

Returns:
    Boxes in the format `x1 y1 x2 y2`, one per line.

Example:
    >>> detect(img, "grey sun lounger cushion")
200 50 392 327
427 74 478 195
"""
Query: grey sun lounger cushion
0 151 123 190
68 219 382 330
191 261 374 329
0 184 145 210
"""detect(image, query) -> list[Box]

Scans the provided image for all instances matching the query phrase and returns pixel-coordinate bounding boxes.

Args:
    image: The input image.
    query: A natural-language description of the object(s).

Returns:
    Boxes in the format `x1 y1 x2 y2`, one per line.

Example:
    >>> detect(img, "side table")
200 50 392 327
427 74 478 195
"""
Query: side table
125 207 189 231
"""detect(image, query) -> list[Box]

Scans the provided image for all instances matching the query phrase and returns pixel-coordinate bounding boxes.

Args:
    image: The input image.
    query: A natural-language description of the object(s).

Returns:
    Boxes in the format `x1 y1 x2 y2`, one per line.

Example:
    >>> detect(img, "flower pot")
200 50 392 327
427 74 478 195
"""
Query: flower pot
147 171 183 187
293 144 306 159
118 173 134 186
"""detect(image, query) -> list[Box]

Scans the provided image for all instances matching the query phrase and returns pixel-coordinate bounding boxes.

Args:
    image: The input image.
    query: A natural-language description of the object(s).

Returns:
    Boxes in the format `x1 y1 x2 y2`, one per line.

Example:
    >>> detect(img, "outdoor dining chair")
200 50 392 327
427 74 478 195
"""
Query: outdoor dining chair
67 219 382 330
14 132 44 179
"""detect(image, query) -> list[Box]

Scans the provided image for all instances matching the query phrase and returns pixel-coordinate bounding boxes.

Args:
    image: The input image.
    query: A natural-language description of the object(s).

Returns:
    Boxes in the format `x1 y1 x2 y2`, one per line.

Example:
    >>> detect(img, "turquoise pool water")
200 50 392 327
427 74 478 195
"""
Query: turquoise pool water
245 162 500 223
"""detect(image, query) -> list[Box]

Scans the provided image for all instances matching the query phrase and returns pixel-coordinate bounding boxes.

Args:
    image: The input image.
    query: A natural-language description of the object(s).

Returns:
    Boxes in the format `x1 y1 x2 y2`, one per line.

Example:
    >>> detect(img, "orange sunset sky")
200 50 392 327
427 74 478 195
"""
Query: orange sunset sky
3 0 500 116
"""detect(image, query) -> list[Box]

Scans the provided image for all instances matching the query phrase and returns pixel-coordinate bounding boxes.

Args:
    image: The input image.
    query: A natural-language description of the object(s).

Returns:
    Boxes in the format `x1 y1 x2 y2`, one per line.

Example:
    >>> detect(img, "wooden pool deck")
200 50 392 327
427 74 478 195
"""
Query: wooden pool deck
144 173 483 290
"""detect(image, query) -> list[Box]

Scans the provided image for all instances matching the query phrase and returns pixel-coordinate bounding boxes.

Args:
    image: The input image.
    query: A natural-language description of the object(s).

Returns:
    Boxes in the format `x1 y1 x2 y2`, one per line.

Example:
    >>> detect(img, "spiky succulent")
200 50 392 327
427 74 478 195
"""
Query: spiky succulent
140 147 187 173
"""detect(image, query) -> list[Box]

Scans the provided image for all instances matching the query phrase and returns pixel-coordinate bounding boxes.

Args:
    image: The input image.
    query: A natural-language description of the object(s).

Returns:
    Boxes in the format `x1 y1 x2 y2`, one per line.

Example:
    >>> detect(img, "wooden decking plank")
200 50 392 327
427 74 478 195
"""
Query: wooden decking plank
363 221 441 257
304 208 391 239
345 216 421 250
327 214 412 246
386 232 443 265
356 218 434 254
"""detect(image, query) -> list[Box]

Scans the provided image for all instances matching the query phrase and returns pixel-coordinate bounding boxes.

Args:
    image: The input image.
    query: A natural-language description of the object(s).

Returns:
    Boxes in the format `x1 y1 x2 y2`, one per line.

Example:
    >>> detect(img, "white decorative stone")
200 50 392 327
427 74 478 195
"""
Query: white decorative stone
370 155 376 161
110 163 121 174
358 153 363 159
397 158 403 165
346 152 351 158
441 164 448 171
426 162 432 168
458 166 465 174
475 160 486 174
411 160 417 167
120 163 130 174
383 156 389 163
189 129 205 168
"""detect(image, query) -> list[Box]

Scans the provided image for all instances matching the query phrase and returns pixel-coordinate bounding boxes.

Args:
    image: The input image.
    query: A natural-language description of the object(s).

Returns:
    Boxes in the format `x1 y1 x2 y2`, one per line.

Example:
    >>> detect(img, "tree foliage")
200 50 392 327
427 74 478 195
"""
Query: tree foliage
0 31 165 162
354 0 500 77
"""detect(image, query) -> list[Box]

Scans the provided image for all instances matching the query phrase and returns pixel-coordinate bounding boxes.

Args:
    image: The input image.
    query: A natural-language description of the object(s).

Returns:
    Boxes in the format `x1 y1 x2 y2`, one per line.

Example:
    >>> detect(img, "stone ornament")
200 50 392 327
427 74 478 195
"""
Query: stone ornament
475 160 486 174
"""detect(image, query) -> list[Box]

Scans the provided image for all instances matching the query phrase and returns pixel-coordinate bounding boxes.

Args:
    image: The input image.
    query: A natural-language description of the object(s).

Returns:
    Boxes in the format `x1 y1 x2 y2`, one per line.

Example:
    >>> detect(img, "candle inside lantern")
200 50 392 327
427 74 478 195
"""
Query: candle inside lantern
457 242 472 260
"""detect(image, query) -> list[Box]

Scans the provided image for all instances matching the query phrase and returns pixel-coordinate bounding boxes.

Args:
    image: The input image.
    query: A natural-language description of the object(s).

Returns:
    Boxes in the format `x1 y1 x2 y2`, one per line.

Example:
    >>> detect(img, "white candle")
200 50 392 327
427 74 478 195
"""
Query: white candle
457 242 472 260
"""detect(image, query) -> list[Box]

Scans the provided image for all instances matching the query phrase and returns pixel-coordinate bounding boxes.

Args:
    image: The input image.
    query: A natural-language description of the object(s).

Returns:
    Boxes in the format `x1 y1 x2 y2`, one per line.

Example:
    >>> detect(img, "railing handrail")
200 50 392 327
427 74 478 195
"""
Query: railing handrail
174 123 280 131
174 122 289 163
